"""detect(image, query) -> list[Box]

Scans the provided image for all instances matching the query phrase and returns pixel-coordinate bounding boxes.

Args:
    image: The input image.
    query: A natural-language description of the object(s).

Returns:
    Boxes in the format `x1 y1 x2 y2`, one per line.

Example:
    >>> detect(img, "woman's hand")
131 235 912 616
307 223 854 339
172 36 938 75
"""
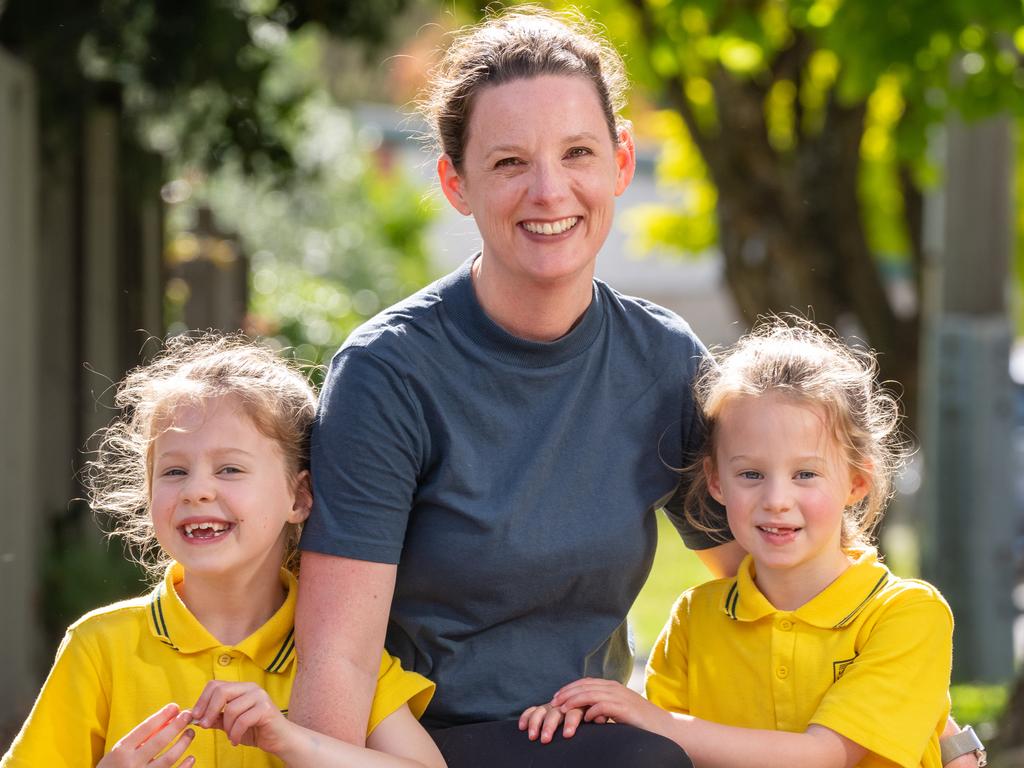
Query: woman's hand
517 703 587 743
552 678 673 736
96 703 195 768
191 680 293 756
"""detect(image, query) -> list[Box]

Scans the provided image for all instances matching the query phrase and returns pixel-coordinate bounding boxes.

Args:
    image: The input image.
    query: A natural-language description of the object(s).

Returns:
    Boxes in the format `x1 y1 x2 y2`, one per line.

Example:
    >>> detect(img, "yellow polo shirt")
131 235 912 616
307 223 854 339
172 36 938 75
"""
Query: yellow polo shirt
645 549 952 768
2 563 433 767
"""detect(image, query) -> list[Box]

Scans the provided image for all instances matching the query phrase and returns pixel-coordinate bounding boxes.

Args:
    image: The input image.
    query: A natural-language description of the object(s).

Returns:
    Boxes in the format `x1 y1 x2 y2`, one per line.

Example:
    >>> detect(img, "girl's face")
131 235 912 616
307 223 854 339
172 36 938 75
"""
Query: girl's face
149 395 311 585
706 394 869 595
437 74 635 291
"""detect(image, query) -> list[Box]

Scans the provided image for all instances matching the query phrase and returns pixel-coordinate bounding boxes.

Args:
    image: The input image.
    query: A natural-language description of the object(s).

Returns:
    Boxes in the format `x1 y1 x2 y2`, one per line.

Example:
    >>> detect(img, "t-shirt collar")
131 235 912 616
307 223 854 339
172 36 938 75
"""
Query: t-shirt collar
145 562 298 673
721 548 891 629
439 255 606 368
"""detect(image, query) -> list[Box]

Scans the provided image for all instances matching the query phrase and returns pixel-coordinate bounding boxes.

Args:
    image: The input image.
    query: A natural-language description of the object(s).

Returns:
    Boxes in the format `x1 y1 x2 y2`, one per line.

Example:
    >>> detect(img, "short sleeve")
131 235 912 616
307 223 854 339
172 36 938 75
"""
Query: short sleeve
301 346 426 564
367 652 435 735
643 591 692 713
2 629 108 767
810 589 953 766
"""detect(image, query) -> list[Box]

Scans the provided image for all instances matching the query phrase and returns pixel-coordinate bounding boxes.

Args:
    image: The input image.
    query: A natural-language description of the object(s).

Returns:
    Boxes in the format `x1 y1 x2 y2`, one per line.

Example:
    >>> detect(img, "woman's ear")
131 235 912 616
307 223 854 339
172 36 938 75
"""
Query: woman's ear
437 154 472 215
704 457 725 505
289 469 313 525
613 128 636 196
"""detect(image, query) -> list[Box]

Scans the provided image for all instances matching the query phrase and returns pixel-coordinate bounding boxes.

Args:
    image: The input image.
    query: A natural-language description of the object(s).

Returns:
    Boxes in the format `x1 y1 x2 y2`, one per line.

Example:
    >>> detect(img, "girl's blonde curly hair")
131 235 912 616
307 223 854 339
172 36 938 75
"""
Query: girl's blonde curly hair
85 333 317 580
684 317 908 549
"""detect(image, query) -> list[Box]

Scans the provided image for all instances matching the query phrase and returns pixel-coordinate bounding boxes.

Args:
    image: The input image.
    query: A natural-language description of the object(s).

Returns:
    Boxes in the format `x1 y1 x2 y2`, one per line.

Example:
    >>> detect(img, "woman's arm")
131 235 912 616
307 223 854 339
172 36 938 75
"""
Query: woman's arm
693 541 746 579
289 552 398 745
193 683 445 768
552 679 865 768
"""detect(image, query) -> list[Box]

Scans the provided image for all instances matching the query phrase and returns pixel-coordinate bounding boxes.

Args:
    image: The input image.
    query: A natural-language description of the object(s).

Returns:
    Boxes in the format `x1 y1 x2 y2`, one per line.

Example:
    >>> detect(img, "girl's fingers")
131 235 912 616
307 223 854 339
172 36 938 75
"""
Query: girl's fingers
121 704 182 750
518 706 539 730
135 709 194 763
539 706 564 744
149 726 195 768
562 707 584 738
526 706 552 741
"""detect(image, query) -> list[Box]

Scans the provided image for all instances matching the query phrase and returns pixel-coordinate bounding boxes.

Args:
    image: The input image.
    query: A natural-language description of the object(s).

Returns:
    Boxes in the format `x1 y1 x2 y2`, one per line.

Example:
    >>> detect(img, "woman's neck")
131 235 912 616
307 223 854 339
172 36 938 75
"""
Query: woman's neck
471 255 594 341
753 551 853 612
175 561 286 646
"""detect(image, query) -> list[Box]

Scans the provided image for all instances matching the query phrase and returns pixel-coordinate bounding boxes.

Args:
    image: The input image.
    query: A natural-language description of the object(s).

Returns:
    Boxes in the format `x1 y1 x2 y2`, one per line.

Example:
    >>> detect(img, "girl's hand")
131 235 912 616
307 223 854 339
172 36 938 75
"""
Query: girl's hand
191 680 293 755
97 703 196 768
552 678 673 736
518 703 587 743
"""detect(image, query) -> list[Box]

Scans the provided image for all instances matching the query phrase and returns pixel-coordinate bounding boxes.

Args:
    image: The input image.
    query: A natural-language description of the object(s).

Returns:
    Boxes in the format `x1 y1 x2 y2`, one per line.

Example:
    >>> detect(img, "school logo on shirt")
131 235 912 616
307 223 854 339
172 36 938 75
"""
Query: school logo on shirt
832 654 858 682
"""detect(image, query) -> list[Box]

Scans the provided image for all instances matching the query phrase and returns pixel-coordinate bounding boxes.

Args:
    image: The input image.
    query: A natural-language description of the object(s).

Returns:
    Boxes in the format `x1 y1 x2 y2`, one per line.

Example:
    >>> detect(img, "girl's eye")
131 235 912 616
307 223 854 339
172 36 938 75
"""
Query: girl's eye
161 468 186 477
796 471 817 480
219 466 243 475
739 471 762 481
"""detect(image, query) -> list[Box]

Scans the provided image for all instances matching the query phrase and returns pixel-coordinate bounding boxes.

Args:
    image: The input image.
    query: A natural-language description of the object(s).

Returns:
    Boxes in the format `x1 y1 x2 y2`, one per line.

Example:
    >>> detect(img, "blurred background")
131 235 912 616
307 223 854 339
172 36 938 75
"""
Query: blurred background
1 0 1023 760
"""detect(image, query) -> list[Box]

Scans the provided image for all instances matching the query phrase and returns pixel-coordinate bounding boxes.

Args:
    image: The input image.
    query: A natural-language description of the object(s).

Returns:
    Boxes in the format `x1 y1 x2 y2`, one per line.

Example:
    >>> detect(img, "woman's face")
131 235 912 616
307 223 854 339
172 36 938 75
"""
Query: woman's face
438 74 635 289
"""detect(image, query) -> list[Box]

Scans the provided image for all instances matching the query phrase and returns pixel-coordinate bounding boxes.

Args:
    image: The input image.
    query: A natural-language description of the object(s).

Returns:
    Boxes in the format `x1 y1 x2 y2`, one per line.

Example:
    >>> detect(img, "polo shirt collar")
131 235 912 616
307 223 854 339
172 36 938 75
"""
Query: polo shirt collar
146 562 298 673
721 548 892 629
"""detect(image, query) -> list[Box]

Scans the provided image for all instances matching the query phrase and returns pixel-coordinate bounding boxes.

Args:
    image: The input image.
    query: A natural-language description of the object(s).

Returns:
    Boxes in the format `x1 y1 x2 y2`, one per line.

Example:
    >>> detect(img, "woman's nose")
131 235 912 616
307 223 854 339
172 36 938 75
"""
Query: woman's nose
528 161 569 204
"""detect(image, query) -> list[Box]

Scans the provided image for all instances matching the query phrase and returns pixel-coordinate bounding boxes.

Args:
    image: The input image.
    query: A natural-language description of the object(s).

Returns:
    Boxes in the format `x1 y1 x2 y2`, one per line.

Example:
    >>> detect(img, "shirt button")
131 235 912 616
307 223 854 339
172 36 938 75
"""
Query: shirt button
776 666 789 679
779 619 794 631
217 653 233 666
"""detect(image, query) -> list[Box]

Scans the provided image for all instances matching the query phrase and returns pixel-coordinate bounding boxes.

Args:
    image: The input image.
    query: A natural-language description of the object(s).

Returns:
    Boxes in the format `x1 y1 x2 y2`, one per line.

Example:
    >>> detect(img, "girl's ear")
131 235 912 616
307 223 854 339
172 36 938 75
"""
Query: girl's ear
289 469 313 525
846 469 871 507
704 457 725 505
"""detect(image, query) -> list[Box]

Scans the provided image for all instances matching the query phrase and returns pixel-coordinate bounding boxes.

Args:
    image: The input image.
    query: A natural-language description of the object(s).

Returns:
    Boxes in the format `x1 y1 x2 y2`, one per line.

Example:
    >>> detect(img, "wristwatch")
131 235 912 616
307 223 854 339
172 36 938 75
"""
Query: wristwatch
940 725 987 767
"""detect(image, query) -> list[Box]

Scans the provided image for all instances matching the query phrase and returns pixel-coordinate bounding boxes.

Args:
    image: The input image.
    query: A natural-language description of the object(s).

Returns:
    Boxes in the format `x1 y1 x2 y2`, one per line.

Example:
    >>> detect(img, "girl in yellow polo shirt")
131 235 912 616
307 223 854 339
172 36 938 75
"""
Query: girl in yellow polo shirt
526 319 955 768
2 335 445 768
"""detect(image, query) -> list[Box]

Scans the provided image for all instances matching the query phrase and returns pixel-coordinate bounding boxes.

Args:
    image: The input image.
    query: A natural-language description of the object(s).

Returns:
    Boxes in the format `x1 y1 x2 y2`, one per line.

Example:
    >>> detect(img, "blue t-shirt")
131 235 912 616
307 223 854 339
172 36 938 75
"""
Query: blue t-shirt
302 257 726 726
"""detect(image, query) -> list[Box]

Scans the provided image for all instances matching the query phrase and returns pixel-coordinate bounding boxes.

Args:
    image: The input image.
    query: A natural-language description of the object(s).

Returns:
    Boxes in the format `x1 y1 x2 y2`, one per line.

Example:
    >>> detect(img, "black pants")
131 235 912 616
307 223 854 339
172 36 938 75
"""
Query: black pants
429 720 692 767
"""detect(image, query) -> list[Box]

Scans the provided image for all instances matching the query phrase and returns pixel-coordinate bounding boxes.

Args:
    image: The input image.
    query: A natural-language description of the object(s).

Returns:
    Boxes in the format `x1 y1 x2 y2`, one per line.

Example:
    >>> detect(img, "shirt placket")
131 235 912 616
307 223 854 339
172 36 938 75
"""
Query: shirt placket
770 612 798 730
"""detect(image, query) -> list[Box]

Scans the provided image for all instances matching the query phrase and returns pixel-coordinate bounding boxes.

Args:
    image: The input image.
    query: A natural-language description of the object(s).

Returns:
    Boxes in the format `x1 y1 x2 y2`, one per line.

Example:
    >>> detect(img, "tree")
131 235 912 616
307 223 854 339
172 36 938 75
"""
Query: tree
567 0 1022 424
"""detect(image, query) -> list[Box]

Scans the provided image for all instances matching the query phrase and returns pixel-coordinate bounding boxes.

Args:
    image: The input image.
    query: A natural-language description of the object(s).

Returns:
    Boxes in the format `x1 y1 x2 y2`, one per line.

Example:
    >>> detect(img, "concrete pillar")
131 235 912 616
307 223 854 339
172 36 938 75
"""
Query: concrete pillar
919 115 1017 682
0 48 41 727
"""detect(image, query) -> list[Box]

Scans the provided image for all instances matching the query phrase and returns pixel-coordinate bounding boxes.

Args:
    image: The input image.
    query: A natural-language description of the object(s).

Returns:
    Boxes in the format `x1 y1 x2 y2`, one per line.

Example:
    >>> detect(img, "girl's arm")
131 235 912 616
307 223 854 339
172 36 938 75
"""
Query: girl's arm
192 681 445 768
289 552 397 745
552 679 866 768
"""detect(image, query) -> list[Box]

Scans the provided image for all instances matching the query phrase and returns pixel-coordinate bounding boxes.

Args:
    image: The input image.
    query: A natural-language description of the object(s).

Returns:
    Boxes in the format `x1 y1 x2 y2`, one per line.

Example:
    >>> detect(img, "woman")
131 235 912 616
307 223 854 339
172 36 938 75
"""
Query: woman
289 7 736 766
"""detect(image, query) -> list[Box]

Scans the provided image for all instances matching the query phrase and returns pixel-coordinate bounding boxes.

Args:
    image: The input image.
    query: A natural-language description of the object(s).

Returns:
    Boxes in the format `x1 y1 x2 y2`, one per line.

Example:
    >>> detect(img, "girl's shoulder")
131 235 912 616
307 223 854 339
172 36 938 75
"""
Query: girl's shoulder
65 590 158 645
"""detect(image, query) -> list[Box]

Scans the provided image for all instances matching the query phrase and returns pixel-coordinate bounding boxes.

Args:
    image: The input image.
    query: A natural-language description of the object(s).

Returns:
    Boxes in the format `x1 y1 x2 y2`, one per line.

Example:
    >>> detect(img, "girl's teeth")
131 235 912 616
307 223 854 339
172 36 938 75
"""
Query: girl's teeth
183 521 230 538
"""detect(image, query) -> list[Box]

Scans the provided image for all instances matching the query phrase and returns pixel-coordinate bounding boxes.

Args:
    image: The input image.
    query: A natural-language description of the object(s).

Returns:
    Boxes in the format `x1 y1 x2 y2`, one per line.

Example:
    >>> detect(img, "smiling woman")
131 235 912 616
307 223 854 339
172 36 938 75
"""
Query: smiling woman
289 7 742 768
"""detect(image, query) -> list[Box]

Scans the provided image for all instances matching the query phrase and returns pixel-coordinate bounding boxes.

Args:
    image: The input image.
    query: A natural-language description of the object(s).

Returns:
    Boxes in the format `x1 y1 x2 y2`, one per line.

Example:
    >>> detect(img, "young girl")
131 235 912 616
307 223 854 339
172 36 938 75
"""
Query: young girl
1 335 445 768
522 320 955 767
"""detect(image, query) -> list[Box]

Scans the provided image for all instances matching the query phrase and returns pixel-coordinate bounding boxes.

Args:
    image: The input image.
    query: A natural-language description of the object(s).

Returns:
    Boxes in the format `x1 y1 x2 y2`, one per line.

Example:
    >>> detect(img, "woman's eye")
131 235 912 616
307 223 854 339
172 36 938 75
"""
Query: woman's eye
495 157 522 168
566 146 592 159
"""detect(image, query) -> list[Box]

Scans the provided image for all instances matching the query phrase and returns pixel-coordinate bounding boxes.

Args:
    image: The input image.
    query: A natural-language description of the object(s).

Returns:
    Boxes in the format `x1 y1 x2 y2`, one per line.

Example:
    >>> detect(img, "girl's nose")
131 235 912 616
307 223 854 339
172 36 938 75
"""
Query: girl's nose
181 475 215 504
762 479 793 511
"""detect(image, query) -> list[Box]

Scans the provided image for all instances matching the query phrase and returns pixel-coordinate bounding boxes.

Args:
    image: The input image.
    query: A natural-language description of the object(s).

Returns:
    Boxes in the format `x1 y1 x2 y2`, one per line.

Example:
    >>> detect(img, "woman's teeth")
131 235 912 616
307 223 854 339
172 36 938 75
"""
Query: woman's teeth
522 216 579 235
183 521 230 538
